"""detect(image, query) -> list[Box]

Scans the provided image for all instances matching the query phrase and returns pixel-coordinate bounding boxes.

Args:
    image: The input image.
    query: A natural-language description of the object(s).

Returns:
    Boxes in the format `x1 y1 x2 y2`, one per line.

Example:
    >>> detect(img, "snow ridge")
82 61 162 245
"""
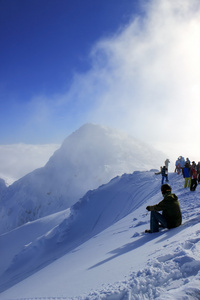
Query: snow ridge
0 172 200 299
0 171 161 292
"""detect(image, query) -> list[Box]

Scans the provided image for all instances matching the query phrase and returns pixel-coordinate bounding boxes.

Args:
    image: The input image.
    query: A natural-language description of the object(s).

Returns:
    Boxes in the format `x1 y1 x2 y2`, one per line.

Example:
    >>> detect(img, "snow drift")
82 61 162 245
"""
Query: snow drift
0 123 166 234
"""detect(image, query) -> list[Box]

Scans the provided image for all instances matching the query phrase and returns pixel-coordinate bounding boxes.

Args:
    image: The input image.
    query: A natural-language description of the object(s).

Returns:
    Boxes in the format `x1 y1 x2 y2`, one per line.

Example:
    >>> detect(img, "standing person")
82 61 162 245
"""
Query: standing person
180 156 185 176
161 166 168 184
165 158 170 169
183 162 191 188
175 158 181 174
186 158 191 165
197 162 200 183
190 162 197 191
145 184 182 233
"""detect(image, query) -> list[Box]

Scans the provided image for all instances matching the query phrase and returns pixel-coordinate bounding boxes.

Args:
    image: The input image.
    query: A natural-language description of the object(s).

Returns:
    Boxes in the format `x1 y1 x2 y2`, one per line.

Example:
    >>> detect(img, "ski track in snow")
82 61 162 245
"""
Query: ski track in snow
1 172 200 300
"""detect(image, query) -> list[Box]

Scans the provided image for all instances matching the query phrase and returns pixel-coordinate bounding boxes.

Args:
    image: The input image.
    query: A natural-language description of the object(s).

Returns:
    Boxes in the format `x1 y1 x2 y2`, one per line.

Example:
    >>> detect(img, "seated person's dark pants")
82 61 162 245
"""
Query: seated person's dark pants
150 211 167 232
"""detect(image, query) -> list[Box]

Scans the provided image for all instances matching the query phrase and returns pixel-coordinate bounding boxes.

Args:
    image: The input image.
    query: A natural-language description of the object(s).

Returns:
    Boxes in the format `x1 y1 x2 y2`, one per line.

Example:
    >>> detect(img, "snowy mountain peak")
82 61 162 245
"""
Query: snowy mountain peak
0 123 166 234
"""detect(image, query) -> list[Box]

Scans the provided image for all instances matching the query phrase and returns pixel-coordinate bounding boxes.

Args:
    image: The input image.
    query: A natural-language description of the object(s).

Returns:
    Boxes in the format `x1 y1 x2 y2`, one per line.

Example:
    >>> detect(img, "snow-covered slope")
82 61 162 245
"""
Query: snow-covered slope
0 123 166 234
0 171 200 299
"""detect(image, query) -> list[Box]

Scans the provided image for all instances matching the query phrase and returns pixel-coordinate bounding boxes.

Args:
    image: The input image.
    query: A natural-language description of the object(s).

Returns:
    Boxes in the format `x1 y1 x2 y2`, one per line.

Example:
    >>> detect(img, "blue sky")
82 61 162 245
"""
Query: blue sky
0 0 141 143
1 0 200 163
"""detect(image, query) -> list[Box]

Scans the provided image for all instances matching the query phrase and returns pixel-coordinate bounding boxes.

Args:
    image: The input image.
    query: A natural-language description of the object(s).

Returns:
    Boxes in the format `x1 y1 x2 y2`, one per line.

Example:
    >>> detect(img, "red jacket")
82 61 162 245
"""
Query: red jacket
190 168 197 179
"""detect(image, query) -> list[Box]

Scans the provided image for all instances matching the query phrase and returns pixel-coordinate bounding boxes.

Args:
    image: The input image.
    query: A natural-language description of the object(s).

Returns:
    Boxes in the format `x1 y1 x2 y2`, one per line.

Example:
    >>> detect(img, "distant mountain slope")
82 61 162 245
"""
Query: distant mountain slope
0 178 7 197
0 123 166 234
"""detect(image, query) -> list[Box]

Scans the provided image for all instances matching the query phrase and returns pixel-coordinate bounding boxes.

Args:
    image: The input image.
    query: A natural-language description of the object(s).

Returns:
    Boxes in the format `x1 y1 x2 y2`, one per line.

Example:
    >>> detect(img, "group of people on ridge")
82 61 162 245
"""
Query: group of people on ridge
145 156 198 233
175 156 200 191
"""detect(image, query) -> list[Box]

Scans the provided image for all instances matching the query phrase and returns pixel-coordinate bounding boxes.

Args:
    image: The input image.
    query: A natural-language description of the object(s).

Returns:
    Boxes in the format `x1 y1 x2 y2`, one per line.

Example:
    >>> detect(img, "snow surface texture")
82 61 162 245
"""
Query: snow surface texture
0 124 166 234
0 171 200 300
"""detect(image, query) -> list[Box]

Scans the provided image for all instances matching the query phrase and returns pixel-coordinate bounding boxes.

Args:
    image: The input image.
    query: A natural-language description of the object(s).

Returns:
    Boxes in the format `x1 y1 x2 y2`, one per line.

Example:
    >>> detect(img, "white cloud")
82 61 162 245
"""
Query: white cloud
0 144 60 185
20 0 200 163
57 0 200 161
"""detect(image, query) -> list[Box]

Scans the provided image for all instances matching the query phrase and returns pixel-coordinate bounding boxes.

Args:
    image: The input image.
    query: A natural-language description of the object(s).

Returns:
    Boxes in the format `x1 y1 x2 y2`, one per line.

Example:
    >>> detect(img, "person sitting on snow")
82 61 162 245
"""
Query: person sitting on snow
145 184 182 233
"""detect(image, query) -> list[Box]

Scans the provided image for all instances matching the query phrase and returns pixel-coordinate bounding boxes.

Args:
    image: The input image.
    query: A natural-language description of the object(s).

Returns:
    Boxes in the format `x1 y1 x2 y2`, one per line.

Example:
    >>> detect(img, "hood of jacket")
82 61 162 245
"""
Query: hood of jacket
164 192 178 201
